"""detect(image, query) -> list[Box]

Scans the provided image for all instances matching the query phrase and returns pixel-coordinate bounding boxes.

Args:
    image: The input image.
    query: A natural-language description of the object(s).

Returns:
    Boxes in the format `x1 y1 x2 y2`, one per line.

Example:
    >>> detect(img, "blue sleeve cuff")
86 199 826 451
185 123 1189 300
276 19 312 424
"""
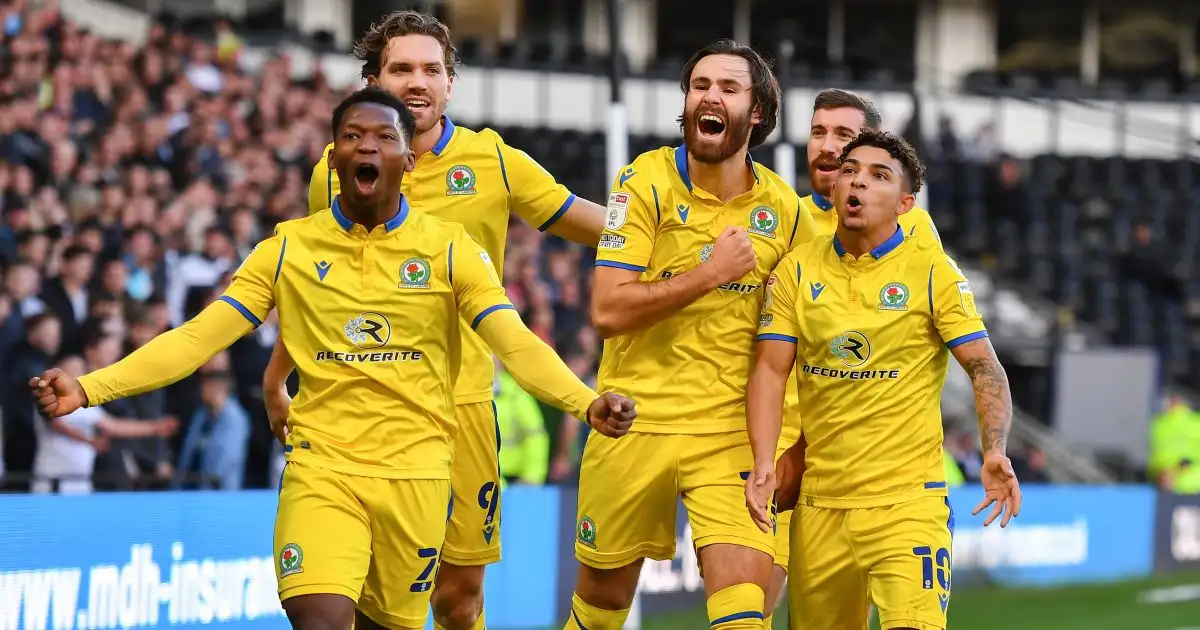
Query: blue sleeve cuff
756 333 798 344
946 330 988 348
537 193 577 232
217 296 263 327
471 304 518 329
595 260 648 272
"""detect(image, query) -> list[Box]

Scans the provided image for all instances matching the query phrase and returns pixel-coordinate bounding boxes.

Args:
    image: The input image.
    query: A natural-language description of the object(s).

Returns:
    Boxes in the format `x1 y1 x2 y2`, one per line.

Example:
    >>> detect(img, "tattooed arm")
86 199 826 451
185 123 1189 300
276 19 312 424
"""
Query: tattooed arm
951 337 1012 455
952 336 1022 527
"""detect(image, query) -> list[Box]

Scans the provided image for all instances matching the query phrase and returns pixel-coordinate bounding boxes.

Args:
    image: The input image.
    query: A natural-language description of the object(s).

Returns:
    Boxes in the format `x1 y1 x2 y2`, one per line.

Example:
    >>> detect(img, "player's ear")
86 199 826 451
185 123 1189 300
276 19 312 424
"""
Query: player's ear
365 74 380 87
445 71 454 103
405 150 416 172
897 192 915 216
750 103 762 127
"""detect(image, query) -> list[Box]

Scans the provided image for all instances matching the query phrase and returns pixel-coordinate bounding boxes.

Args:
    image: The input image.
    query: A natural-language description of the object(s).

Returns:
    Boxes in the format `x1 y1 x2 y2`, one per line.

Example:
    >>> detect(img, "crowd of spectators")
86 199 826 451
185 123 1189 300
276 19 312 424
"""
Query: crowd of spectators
0 2 598 493
1 0 1059 495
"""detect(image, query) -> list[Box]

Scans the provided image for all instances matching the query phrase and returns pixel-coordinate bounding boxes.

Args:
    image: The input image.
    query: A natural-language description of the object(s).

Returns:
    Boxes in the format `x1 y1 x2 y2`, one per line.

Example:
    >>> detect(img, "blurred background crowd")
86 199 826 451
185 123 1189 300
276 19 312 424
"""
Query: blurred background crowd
0 0 604 493
0 0 1198 497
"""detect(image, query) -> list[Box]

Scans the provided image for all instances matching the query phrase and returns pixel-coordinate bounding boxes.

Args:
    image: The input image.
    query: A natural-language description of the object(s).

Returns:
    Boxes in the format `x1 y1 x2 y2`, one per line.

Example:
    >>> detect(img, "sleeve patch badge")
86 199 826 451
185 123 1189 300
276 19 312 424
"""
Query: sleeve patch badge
606 192 630 230
479 251 501 285
598 234 626 250
957 280 979 318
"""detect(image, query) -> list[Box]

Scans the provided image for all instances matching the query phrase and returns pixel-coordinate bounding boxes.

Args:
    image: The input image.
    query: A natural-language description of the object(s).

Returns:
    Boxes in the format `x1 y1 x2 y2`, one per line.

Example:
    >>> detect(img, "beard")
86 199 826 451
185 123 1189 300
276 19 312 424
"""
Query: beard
682 106 754 164
413 99 446 134
807 156 840 197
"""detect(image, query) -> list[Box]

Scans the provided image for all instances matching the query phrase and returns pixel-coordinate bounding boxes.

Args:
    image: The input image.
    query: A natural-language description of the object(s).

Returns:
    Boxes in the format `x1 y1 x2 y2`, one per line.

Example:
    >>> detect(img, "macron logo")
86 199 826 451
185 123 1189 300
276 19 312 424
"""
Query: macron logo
677 203 690 223
618 167 636 189
810 282 825 301
315 261 332 281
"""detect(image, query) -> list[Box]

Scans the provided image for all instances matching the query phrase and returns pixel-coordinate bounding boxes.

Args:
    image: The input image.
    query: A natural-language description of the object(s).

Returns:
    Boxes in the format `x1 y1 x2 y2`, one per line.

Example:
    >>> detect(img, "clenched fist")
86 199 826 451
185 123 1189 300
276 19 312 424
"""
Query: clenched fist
28 368 88 418
705 226 756 285
586 392 638 438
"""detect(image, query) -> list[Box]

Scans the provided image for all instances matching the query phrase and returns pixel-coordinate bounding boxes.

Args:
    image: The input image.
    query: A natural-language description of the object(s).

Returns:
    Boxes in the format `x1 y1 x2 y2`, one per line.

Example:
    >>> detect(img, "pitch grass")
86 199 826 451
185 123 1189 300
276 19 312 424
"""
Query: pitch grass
635 572 1200 630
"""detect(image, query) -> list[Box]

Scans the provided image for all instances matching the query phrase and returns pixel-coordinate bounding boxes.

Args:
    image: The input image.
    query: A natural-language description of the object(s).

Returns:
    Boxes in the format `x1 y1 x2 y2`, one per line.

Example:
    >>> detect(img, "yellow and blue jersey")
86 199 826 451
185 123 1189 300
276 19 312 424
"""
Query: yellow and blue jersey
308 117 575 404
778 195 945 450
223 199 513 479
595 145 819 433
759 229 986 508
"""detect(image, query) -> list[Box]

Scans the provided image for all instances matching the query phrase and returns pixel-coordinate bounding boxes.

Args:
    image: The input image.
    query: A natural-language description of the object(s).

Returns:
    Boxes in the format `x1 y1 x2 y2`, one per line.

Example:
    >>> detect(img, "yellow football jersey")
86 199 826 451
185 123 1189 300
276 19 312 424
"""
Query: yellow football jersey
759 228 986 508
226 198 515 479
595 145 819 433
308 117 575 404
779 195 943 448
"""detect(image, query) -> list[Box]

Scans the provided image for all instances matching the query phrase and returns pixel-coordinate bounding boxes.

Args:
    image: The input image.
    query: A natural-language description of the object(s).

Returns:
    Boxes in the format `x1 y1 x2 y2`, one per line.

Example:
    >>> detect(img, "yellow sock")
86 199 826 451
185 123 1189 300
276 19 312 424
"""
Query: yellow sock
762 614 773 629
563 592 629 630
707 583 766 630
432 606 485 630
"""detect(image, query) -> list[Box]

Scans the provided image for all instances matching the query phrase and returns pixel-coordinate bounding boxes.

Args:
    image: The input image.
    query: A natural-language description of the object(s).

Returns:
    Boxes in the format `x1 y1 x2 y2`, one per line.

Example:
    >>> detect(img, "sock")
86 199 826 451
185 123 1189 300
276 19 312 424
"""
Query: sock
563 592 630 630
707 583 766 630
432 605 485 630
762 614 773 629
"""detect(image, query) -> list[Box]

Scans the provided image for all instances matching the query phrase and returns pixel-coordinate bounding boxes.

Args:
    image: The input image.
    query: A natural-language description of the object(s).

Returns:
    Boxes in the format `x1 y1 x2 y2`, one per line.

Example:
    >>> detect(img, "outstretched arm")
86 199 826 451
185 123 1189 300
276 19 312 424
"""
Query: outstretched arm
452 229 634 436
475 308 598 421
498 140 604 247
80 302 254 406
543 196 605 245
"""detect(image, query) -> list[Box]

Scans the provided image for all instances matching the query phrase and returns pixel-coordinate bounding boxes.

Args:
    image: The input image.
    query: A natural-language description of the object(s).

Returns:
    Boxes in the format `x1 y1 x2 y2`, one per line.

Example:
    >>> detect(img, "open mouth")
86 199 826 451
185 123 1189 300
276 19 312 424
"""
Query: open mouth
846 194 863 211
697 113 726 137
814 160 839 173
353 163 380 196
405 97 430 114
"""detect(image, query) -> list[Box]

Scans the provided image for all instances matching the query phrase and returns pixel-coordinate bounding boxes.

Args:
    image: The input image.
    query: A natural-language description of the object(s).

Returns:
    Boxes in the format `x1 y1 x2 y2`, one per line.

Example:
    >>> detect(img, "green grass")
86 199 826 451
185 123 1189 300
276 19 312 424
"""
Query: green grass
638 572 1200 630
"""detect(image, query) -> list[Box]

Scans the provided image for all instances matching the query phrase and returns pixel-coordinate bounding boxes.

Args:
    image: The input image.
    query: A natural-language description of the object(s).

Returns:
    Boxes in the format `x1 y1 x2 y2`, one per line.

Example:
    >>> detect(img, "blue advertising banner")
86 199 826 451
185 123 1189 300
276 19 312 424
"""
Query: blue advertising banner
0 492 284 630
947 484 1157 587
0 484 1159 630
0 489 562 630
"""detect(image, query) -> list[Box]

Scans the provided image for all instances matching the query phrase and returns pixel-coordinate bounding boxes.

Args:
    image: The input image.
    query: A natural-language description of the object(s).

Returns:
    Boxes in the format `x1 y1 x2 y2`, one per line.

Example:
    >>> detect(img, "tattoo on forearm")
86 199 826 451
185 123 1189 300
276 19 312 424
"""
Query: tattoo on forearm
961 355 1012 454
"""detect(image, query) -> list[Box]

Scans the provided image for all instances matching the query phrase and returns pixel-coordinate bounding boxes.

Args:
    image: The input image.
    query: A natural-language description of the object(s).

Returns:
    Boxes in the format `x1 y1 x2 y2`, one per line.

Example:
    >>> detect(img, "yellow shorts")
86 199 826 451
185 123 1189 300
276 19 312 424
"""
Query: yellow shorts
274 462 452 629
774 509 793 569
443 400 503 566
787 495 955 630
773 434 798 569
574 431 775 569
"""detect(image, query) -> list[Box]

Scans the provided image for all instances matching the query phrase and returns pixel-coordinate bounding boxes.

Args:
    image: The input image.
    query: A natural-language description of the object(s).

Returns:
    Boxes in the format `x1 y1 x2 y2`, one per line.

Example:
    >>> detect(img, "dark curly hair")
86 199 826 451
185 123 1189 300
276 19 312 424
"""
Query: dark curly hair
839 129 926 193
677 39 781 149
354 11 460 81
331 86 416 144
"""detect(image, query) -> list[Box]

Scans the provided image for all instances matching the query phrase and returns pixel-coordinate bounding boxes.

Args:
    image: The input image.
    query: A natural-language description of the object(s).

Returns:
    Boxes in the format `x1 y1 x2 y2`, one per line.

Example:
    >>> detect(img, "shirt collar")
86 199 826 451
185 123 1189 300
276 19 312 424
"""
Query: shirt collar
673 144 759 193
833 225 905 260
431 115 456 156
810 192 834 211
331 195 411 233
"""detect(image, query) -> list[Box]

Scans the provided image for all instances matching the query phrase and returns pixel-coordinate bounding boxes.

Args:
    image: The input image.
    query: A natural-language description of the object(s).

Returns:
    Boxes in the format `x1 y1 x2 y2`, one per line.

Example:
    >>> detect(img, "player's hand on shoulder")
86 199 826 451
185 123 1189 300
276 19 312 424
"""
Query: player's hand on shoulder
973 451 1022 528
28 368 87 418
586 391 637 438
265 386 292 446
705 226 756 285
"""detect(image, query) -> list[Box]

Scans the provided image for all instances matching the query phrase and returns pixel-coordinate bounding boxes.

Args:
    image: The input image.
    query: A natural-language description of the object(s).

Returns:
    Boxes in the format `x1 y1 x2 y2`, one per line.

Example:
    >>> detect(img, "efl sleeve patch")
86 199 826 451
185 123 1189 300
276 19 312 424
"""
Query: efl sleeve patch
956 280 979 318
479 250 501 286
606 192 630 230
